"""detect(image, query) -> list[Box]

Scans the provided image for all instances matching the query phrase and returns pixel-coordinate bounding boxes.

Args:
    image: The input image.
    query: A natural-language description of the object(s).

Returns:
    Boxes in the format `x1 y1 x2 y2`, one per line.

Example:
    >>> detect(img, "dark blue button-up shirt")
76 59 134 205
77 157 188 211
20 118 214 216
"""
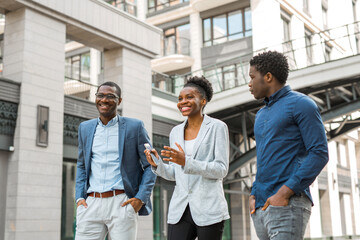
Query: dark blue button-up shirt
251 85 328 209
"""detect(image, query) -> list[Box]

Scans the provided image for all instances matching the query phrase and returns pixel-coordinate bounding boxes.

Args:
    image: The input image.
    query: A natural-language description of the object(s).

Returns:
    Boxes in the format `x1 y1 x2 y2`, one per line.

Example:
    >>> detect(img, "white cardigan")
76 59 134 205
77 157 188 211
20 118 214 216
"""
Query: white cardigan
154 115 230 226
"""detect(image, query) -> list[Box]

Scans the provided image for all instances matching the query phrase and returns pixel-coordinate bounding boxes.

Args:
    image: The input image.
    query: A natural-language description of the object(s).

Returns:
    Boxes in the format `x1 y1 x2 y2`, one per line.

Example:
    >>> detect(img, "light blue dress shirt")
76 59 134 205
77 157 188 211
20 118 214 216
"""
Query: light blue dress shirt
87 115 124 193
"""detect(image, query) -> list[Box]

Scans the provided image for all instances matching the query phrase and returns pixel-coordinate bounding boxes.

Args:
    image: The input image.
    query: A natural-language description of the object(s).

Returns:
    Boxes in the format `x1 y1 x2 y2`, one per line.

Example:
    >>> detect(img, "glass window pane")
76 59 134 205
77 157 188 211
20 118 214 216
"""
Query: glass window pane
204 69 222 93
228 10 242 35
281 17 290 42
164 35 176 55
229 33 242 40
148 0 155 7
203 18 211 42
65 58 71 79
237 63 249 85
223 65 236 90
204 41 212 47
176 24 190 55
165 28 175 36
245 30 252 37
213 14 227 40
71 56 80 80
245 7 252 31
80 52 90 81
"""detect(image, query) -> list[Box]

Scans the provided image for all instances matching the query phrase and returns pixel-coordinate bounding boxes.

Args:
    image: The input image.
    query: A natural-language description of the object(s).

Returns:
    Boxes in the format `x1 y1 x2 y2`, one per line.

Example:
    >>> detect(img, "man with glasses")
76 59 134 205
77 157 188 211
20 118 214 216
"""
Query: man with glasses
75 81 156 240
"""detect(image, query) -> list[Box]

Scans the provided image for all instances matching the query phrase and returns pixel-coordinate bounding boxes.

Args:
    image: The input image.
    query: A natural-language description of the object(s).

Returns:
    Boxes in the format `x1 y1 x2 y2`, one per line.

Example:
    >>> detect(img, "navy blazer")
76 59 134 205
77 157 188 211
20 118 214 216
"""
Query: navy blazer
75 115 156 216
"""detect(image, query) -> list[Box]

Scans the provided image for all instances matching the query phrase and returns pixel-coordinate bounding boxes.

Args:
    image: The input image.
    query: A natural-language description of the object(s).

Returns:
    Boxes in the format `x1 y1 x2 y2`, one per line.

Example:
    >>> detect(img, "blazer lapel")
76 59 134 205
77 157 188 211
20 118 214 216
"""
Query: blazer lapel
192 115 211 158
85 120 97 178
118 116 126 164
177 120 187 150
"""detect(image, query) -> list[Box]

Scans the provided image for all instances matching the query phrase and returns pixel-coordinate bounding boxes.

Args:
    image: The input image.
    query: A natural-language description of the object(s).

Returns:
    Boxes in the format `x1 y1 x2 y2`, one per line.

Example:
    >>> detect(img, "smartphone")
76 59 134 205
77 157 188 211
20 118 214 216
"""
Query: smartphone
144 143 159 165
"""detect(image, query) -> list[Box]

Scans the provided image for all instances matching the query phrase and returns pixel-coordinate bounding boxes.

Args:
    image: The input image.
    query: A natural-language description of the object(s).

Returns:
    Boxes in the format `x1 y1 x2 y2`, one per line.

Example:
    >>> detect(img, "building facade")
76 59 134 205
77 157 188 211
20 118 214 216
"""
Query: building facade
1 0 360 240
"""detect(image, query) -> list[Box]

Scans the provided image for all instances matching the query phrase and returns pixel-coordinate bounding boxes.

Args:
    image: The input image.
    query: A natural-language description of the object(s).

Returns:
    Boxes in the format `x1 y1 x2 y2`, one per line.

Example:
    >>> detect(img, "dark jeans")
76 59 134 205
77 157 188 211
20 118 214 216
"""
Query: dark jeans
167 205 225 240
251 194 312 240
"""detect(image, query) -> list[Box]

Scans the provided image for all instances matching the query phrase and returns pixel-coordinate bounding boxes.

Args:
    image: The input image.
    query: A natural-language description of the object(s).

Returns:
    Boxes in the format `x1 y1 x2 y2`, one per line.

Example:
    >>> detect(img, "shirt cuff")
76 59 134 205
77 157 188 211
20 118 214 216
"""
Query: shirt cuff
76 198 85 203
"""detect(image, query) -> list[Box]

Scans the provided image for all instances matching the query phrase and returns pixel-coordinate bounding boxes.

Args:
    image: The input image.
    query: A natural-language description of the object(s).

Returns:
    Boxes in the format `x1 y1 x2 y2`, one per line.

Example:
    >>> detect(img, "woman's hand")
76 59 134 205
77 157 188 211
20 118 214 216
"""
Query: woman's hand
161 142 186 166
144 148 160 167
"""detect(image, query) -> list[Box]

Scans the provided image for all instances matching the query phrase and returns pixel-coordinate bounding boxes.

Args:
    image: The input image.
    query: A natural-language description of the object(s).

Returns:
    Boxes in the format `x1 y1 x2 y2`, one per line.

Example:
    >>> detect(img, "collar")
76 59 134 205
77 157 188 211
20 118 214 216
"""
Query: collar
264 85 291 106
97 115 119 127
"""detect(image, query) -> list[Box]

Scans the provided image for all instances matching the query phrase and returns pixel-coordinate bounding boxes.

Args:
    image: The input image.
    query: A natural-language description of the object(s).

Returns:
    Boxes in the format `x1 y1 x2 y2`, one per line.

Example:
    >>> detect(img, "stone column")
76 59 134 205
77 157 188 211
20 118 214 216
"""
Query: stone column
189 12 202 72
348 139 360 235
3 7 65 240
327 141 343 236
104 47 153 240
307 180 322 238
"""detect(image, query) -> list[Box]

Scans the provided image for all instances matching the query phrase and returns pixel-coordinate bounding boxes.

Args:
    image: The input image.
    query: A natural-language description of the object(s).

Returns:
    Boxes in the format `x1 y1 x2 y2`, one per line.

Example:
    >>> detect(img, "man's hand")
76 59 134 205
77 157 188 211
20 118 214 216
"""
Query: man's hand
249 195 256 214
161 143 185 166
121 198 143 213
262 185 294 211
77 199 87 208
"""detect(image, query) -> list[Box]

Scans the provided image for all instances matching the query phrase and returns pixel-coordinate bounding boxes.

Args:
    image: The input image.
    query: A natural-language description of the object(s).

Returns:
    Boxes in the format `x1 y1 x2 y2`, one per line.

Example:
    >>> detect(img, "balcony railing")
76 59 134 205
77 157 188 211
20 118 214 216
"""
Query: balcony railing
153 20 360 95
148 0 188 14
163 36 190 56
64 77 98 101
104 0 137 16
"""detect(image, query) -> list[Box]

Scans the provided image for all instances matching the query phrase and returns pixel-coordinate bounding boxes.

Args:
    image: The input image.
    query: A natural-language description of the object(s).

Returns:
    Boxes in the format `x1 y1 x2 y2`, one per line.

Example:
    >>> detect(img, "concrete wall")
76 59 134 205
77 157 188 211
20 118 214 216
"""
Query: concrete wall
0 151 9 240
3 7 65 240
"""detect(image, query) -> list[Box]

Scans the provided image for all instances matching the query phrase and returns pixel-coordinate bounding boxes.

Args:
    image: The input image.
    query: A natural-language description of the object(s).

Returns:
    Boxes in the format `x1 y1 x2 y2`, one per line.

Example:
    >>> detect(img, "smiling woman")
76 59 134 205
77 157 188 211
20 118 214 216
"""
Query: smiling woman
144 76 230 240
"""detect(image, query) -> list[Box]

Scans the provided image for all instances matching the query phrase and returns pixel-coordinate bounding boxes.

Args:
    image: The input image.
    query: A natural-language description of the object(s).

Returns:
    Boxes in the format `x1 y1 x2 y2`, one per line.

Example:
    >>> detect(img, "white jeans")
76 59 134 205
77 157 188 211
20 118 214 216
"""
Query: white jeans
75 193 138 240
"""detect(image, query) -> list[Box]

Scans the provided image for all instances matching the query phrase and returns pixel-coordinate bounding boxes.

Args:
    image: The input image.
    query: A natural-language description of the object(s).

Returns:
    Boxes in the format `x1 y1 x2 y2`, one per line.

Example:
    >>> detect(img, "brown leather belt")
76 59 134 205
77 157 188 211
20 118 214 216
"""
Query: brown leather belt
88 190 125 198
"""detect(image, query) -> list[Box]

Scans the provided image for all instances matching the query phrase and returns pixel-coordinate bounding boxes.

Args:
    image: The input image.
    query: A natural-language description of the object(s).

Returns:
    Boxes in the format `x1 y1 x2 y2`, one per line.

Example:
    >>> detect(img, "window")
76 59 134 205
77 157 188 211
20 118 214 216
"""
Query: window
204 62 249 93
305 28 313 65
303 0 310 15
65 52 91 82
353 0 357 22
281 12 296 69
148 0 189 13
325 44 332 62
163 23 190 56
203 7 252 47
322 5 328 29
105 0 137 16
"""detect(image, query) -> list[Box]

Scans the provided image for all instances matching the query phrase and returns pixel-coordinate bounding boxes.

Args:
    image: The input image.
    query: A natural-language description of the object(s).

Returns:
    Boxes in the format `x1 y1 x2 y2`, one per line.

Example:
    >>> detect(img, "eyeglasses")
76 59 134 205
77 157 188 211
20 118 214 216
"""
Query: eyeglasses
95 93 119 100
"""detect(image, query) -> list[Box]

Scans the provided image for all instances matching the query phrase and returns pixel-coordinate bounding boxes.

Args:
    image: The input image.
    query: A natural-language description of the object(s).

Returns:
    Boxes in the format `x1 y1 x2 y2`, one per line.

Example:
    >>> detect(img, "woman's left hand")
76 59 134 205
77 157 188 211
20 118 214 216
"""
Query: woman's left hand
161 142 186 166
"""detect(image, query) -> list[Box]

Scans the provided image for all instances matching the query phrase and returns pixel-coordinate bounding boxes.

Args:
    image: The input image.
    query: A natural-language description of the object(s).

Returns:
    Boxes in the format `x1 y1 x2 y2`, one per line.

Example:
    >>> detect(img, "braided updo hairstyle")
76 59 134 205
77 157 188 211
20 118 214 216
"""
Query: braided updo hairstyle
184 76 213 107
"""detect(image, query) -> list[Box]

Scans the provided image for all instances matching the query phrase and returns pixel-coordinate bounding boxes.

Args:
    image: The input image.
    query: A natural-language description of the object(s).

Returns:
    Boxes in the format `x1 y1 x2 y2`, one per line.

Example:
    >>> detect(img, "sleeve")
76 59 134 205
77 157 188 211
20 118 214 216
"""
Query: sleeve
75 124 87 201
250 178 257 196
152 129 176 181
284 96 329 194
183 122 230 179
134 121 157 203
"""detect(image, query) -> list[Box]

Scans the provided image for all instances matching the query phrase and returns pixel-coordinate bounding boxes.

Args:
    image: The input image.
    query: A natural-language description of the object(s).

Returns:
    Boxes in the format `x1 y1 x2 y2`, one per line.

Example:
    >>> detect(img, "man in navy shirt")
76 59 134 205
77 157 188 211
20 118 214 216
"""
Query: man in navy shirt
248 51 328 239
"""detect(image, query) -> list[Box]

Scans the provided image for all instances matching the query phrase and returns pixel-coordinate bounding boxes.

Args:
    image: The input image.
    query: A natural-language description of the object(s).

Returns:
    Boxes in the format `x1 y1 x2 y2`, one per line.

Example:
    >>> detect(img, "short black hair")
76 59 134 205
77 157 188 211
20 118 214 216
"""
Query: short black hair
97 81 121 98
184 76 213 103
249 51 289 84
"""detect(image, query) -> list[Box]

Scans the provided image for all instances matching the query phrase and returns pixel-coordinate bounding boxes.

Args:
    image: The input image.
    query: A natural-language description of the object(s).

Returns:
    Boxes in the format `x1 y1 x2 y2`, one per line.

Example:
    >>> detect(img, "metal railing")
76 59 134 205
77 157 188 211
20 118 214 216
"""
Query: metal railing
64 77 98 101
104 0 137 16
153 21 360 95
148 0 188 13
162 36 190 56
